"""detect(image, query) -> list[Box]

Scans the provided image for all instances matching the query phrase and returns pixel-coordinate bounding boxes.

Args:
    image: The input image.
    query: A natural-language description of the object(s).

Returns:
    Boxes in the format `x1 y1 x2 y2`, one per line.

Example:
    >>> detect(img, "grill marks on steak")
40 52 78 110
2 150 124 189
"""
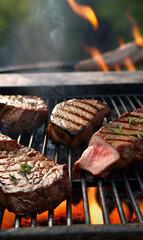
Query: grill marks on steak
0 133 71 217
0 95 48 132
48 99 110 147
74 108 143 178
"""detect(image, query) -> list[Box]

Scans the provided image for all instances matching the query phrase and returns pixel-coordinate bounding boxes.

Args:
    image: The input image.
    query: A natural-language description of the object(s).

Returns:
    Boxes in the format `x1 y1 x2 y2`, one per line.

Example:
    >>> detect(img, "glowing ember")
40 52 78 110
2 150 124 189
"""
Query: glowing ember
110 202 131 224
54 199 84 224
84 45 109 71
132 199 143 222
125 10 143 47
1 199 85 228
87 187 103 224
67 0 98 30
1 210 15 229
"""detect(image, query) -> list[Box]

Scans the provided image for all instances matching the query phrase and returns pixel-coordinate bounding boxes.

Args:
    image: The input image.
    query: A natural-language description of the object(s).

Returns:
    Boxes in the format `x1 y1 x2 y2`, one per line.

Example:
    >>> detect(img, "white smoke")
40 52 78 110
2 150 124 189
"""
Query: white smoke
48 0 65 51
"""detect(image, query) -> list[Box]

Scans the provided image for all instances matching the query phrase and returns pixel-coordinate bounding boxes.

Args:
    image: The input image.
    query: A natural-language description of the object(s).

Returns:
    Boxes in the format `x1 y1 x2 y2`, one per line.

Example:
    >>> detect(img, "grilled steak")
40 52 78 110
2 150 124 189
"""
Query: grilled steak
74 107 143 178
0 133 71 217
0 95 48 132
48 99 110 147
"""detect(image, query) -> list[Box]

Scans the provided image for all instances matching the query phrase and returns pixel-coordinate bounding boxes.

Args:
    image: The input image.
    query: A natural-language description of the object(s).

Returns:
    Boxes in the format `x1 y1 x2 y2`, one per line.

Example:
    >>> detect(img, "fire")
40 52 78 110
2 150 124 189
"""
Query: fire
124 57 136 71
84 45 109 71
87 187 103 224
118 36 136 71
114 64 121 71
125 10 143 47
1 199 85 228
132 199 143 222
67 0 98 30
110 202 131 224
1 210 15 229
118 36 125 47
110 199 143 224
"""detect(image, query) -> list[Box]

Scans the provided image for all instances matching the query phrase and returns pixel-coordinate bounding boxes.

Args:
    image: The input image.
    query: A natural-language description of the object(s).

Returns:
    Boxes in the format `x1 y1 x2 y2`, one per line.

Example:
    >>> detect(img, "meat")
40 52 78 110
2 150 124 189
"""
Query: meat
74 107 143 178
0 95 48 132
0 133 71 217
48 99 110 147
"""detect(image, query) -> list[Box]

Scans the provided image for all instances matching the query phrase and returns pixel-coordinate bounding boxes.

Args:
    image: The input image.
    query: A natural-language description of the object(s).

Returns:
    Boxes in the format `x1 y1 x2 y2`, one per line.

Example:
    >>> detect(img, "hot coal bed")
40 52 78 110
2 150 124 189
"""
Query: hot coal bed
0 83 143 240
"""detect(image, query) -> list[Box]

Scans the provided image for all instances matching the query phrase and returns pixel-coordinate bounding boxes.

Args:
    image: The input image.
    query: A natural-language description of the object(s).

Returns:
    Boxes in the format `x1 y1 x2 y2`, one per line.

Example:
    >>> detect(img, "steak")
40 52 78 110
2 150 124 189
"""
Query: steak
0 95 48 132
0 133 71 217
74 107 143 178
48 99 110 147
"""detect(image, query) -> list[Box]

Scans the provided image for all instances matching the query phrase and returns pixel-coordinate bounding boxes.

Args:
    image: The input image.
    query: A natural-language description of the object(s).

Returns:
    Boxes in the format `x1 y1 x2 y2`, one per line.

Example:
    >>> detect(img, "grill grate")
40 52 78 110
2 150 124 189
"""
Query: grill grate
0 84 143 239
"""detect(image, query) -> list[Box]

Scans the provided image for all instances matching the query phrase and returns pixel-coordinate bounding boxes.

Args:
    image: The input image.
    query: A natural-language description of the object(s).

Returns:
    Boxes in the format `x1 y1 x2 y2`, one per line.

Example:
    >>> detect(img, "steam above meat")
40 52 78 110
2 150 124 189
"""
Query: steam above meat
74 107 143 178
48 99 110 147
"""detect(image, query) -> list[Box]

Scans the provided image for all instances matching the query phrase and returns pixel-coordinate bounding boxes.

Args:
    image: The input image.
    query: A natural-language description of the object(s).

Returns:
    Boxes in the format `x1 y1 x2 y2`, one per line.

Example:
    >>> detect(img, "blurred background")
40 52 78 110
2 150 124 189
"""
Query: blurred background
0 0 142 69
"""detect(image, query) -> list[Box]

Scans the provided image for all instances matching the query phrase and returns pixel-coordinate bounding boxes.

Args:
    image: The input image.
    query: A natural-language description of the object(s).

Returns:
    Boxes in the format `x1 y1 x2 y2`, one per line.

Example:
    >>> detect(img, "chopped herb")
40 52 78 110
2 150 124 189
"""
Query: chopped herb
109 123 143 139
19 163 33 178
9 173 17 180
127 117 137 125
119 122 123 132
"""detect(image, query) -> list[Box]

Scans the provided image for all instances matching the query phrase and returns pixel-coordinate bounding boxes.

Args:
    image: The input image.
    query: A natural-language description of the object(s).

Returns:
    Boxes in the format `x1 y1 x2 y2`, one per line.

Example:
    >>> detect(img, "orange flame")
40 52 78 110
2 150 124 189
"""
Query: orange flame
87 187 103 224
67 0 98 30
1 210 15 229
114 64 121 71
118 36 125 47
132 199 143 222
1 199 85 228
118 36 136 71
110 202 131 224
125 10 143 47
84 45 109 71
124 57 136 71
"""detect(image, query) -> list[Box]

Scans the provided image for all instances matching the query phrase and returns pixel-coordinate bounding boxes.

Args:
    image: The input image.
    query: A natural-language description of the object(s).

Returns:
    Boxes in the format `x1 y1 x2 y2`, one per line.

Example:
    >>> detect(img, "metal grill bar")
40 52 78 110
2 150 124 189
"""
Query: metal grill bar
30 213 37 227
48 211 54 227
123 171 143 223
0 206 4 227
14 216 21 228
134 170 143 194
66 149 72 226
98 180 110 224
0 88 143 235
111 178 126 223
81 174 90 224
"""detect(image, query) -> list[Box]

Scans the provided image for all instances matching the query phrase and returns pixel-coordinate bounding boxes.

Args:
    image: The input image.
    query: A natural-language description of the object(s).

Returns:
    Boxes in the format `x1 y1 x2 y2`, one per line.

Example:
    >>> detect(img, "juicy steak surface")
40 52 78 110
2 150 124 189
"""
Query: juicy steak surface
0 95 48 132
0 133 71 217
48 99 110 147
74 107 143 178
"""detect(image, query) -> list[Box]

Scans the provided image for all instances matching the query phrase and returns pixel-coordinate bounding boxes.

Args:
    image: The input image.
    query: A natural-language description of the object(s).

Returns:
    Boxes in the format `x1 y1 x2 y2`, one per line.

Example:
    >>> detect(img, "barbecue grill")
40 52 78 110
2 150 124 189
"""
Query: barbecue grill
0 83 143 240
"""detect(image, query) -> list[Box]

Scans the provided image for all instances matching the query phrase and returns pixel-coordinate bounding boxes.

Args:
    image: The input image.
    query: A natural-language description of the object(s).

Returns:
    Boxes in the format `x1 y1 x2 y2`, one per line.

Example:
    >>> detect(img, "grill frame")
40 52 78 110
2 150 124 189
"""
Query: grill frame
0 83 143 239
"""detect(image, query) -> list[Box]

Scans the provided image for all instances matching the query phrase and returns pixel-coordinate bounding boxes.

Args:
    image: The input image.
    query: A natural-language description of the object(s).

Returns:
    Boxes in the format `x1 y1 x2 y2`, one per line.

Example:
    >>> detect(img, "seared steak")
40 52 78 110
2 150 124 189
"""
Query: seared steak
0 95 48 132
48 99 110 147
0 133 71 217
74 107 143 178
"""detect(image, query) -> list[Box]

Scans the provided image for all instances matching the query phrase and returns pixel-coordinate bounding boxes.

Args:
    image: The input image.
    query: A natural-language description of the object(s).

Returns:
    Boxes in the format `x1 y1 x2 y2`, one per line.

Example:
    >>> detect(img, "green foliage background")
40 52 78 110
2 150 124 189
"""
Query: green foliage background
0 0 142 67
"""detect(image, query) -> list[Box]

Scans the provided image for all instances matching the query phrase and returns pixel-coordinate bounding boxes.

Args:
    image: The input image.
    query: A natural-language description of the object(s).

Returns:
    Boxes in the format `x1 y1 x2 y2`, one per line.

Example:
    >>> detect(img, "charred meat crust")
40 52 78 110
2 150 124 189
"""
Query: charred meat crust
74 107 143 178
0 133 71 217
0 95 48 132
48 99 110 147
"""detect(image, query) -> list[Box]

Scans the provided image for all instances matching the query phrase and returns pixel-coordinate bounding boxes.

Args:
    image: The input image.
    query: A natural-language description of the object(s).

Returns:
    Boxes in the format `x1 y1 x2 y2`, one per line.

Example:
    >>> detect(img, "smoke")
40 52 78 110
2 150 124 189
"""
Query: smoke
0 0 67 67
48 0 65 50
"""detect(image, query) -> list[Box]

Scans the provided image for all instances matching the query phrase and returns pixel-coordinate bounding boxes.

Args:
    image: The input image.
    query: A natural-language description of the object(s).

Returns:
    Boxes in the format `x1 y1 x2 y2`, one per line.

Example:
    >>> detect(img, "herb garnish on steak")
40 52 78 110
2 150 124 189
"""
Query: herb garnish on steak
74 107 143 178
0 133 71 217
